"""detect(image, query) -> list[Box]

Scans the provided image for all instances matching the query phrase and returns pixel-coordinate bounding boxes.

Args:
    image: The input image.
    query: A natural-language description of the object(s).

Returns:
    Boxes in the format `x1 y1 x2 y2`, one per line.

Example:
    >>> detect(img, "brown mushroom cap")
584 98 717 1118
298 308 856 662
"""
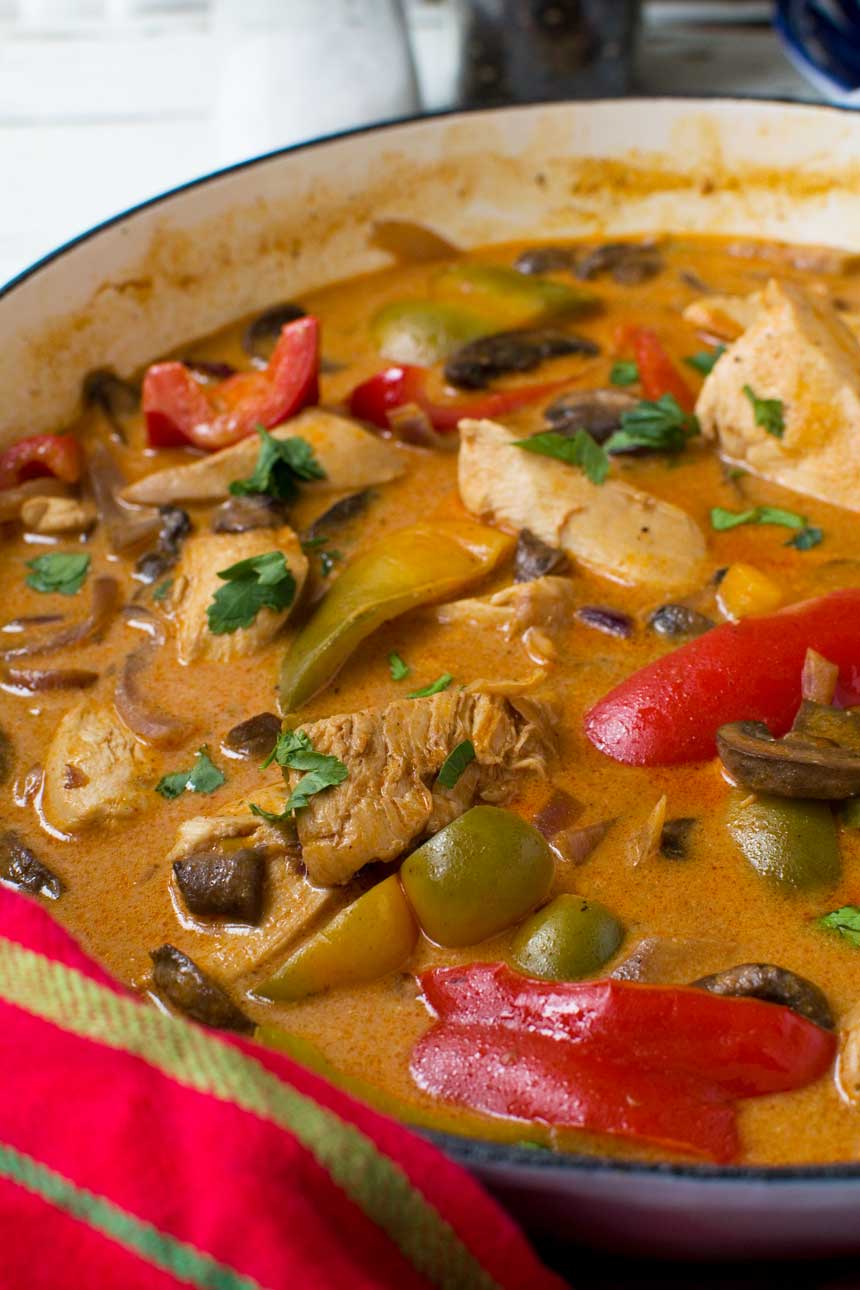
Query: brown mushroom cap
717 719 860 800
693 963 834 1030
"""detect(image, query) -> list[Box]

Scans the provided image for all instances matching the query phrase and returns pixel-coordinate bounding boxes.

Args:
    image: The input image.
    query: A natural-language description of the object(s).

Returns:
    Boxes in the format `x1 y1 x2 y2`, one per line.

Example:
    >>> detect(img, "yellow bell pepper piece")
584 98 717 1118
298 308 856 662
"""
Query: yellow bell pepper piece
258 874 417 1002
718 562 783 620
279 519 513 710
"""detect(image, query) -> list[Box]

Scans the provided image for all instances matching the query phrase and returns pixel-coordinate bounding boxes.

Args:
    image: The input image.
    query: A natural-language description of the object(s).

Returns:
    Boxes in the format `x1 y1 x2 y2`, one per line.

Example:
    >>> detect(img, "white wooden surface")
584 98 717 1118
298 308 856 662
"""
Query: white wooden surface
1 1 820 288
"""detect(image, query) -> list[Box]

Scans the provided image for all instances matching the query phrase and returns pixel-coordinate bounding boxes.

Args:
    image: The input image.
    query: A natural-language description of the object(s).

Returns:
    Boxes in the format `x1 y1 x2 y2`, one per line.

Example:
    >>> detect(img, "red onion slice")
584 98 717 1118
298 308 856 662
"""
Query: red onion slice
0 576 119 661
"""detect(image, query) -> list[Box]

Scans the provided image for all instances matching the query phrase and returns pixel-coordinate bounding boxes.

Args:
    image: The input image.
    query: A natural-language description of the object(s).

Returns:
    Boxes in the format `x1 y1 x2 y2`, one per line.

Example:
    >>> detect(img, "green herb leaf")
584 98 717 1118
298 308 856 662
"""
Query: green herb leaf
603 394 700 457
301 535 327 552
155 747 225 800
229 426 326 503
514 430 609 486
710 505 807 533
389 651 410 681
206 551 296 635
437 739 476 790
254 727 348 818
684 345 726 376
742 384 785 438
786 526 824 551
152 578 173 602
819 906 860 948
407 672 453 699
610 360 639 387
25 552 90 596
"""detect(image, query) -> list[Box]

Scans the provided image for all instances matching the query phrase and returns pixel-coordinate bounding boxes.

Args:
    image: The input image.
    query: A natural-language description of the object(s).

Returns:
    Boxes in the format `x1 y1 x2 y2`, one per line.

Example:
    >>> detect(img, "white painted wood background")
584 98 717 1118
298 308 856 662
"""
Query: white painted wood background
1 1 819 287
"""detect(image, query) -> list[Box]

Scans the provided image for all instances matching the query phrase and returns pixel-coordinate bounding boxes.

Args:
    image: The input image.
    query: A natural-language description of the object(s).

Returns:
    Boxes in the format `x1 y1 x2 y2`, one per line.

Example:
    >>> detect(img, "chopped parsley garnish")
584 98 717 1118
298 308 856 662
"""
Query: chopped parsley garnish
389 651 410 681
156 747 225 800
25 552 90 596
742 384 785 438
710 505 807 533
152 578 173 602
206 551 296 635
514 429 609 486
684 345 726 376
604 394 700 457
408 672 453 699
301 535 327 551
437 739 476 790
818 906 860 948
253 728 348 819
229 425 325 503
787 525 824 551
610 359 639 387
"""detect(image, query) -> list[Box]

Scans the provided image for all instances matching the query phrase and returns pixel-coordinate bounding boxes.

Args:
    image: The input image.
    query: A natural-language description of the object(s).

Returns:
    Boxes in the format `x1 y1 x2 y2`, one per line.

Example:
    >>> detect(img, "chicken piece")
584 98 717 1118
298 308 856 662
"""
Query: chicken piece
725 240 860 275
169 526 308 664
435 576 574 665
20 495 95 534
42 701 154 833
838 1002 860 1105
279 689 555 887
458 418 706 592
121 408 404 506
697 279 860 512
166 784 346 982
683 293 762 343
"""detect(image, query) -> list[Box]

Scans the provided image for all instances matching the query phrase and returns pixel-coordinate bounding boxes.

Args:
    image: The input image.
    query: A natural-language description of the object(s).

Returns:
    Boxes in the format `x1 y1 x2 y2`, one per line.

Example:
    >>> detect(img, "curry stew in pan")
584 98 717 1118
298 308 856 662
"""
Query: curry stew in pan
7 230 860 1165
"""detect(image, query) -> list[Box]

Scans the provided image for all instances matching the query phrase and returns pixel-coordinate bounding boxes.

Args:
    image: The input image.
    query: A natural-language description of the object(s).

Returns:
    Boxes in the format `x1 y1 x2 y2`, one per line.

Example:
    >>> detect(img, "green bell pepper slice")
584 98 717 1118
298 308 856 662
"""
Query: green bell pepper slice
279 519 513 710
370 300 490 365
259 874 417 1002
401 805 554 947
510 894 625 981
726 792 840 891
434 263 596 329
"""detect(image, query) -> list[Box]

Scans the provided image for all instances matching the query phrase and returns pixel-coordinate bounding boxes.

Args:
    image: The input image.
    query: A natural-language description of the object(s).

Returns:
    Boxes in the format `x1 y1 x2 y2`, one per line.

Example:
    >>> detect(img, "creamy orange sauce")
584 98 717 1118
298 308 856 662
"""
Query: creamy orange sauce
5 235 860 1165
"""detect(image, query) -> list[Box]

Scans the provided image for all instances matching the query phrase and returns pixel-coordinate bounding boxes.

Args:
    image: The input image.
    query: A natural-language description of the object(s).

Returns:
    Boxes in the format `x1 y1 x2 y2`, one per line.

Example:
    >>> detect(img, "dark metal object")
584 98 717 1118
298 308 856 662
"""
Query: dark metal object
457 1 640 107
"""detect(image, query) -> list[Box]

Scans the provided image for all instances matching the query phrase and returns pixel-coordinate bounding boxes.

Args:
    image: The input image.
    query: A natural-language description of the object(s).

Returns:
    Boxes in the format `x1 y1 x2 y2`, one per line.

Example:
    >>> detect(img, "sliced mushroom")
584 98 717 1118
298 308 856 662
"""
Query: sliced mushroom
660 817 696 859
0 830 62 899
693 963 834 1030
212 494 289 534
543 388 637 441
717 719 860 800
150 944 252 1032
302 489 374 545
648 602 715 639
242 302 306 362
222 712 282 761
173 848 265 923
514 246 577 276
793 701 860 754
514 529 568 583
574 242 663 284
134 505 192 583
444 329 599 391
82 369 139 442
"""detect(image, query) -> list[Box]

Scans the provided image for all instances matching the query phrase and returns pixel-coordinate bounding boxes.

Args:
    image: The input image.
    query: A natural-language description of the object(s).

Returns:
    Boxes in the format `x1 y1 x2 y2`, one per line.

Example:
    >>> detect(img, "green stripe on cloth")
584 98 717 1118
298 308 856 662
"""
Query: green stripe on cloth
0 940 501 1290
0 1140 265 1290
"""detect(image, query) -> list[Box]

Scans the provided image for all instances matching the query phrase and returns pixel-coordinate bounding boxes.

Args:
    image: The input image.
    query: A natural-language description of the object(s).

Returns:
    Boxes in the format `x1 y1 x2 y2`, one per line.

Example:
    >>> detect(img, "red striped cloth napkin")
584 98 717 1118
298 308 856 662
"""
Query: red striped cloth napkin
0 887 565 1290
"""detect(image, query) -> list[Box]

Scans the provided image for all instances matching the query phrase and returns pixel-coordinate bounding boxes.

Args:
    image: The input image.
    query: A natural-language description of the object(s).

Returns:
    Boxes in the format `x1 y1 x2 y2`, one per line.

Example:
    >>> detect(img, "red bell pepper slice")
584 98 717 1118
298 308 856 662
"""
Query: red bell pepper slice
348 364 568 433
615 324 695 412
0 434 83 490
585 588 860 766
413 964 835 1162
143 315 319 451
